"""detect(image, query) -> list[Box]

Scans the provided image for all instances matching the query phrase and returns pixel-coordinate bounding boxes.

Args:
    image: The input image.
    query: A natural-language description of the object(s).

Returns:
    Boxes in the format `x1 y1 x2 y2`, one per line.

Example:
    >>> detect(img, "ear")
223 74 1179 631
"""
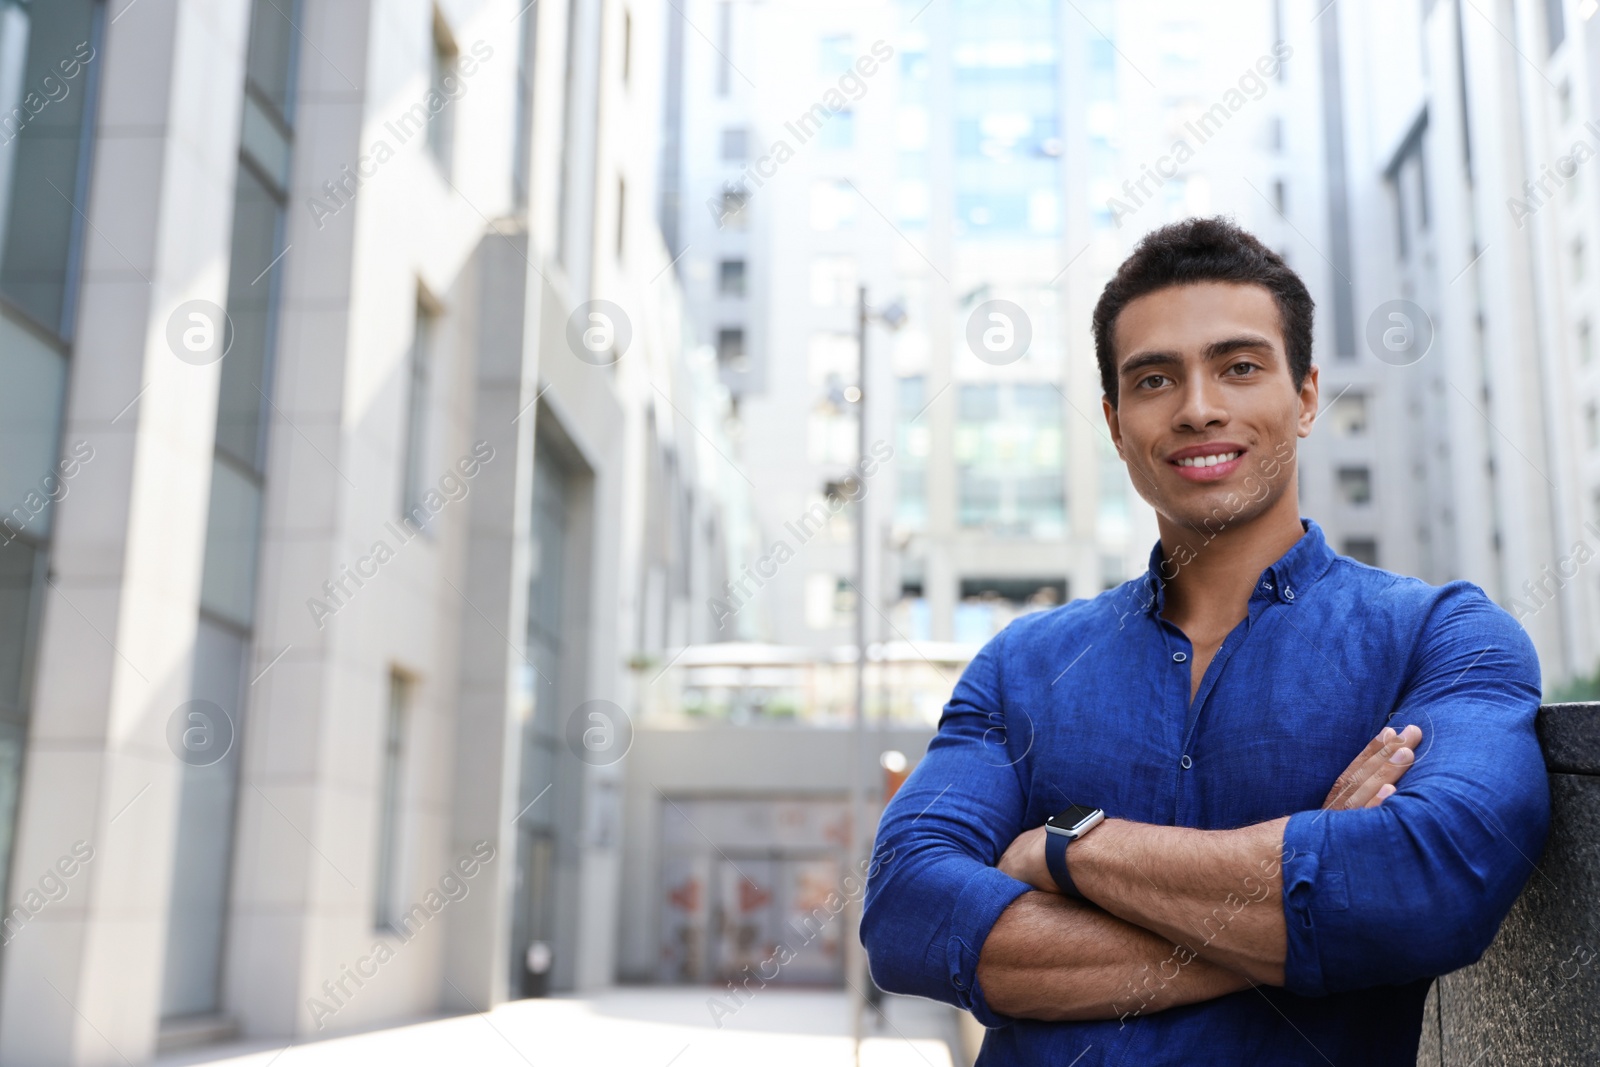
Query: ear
1296 363 1319 438
1102 395 1124 458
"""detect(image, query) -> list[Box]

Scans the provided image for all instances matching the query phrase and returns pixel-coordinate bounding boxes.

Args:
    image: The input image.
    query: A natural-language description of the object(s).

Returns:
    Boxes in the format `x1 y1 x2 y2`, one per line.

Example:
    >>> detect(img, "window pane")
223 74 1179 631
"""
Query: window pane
0 311 67 541
718 259 745 296
160 620 247 1018
199 460 264 628
402 302 436 519
215 165 283 471
374 671 410 930
0 0 100 335
429 20 457 173
0 538 39 716
239 93 290 190
245 0 298 120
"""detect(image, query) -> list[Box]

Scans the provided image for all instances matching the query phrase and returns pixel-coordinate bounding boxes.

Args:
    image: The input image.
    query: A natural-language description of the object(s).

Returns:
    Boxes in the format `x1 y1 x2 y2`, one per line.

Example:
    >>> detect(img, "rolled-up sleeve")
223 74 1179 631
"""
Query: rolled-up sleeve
1280 582 1552 996
861 623 1032 1027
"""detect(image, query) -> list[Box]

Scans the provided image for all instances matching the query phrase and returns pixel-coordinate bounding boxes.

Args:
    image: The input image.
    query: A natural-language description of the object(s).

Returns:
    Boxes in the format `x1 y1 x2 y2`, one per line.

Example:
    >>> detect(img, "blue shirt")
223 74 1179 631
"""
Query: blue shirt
861 518 1550 1066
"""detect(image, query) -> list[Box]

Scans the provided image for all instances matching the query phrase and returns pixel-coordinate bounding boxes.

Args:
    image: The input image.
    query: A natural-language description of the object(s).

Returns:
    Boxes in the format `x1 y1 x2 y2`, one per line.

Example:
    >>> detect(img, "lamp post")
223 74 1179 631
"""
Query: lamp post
850 285 905 1059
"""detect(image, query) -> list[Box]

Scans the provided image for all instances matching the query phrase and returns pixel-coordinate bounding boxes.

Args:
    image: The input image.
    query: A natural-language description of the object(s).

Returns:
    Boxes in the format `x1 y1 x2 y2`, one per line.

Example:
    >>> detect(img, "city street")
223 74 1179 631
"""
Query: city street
152 990 962 1067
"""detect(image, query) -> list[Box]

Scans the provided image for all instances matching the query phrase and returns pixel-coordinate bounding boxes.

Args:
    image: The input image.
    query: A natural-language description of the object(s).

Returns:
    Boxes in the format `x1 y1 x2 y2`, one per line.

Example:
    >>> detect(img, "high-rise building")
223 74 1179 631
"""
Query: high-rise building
0 0 737 1060
1332 0 1599 689
667 0 1164 655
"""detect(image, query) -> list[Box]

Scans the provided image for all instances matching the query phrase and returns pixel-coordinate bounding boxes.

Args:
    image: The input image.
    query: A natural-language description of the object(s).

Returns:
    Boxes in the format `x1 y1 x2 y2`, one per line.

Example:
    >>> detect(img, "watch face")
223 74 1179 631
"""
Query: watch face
1046 804 1101 835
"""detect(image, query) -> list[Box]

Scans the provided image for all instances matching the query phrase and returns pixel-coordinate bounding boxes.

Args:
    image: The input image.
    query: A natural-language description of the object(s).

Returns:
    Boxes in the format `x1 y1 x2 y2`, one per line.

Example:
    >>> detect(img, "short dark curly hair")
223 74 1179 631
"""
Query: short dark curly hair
1092 216 1315 407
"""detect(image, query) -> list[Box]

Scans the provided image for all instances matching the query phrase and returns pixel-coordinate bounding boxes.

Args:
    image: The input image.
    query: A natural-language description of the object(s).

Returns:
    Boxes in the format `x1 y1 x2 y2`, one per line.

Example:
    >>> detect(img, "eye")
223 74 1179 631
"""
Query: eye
1137 374 1169 390
1227 360 1259 376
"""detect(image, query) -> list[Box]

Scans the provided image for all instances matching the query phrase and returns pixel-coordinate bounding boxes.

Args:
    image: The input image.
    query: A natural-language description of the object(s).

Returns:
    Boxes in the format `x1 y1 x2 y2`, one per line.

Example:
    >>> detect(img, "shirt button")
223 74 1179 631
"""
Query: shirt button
1172 651 1188 663
1180 754 1193 769
1261 581 1273 591
1284 587 1295 600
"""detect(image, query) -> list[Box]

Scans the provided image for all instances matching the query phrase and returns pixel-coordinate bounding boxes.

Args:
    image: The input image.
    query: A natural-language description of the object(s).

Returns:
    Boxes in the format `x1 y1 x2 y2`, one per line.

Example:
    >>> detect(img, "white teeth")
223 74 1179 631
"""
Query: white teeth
1176 451 1239 468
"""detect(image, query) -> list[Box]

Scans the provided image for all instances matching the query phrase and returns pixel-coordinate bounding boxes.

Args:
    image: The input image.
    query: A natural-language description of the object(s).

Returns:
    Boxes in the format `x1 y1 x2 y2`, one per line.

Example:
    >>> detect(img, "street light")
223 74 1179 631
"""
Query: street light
849 286 905 1057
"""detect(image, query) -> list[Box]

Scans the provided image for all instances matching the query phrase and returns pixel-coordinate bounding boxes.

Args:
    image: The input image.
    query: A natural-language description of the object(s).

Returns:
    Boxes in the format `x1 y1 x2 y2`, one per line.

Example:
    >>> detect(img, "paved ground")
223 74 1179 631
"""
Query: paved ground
154 988 962 1067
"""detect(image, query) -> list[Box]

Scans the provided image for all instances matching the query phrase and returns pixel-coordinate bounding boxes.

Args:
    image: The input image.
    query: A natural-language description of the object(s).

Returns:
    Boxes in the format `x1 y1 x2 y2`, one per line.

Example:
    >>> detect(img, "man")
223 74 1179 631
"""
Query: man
860 217 1550 1065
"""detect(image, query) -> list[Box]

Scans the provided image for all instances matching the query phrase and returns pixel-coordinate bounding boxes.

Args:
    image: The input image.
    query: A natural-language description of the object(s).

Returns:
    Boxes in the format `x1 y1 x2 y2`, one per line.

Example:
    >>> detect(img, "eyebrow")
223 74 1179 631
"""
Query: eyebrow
1117 334 1278 381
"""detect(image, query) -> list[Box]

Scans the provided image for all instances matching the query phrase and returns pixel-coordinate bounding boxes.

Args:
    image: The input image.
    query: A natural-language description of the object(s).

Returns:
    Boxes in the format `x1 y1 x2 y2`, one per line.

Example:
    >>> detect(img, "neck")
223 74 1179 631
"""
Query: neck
1156 487 1306 626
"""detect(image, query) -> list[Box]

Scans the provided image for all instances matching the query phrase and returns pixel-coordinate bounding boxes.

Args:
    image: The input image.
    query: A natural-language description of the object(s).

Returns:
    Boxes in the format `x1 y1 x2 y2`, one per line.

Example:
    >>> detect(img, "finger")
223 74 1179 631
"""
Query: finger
1332 729 1416 808
1344 741 1416 808
1325 727 1395 804
1364 783 1397 808
1358 724 1421 778
1328 730 1399 799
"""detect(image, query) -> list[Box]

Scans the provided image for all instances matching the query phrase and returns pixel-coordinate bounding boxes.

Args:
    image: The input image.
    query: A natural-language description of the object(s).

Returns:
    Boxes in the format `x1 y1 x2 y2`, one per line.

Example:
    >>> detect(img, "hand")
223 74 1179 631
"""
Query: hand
1322 723 1423 810
996 825 1058 893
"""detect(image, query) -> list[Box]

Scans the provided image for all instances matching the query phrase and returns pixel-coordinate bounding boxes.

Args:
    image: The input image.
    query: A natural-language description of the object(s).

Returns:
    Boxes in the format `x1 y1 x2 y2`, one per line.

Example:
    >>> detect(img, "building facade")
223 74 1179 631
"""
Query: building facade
0 0 739 1061
1334 0 1599 689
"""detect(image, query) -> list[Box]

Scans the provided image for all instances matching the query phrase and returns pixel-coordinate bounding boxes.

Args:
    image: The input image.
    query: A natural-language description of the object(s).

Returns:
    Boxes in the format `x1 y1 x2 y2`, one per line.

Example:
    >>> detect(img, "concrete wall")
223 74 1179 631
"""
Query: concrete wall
1417 702 1600 1065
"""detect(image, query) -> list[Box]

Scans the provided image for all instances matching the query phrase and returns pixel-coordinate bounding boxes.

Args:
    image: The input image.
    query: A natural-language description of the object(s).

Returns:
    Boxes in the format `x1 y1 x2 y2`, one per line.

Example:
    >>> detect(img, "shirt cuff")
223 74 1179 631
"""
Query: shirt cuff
946 865 1031 1027
1280 808 1350 998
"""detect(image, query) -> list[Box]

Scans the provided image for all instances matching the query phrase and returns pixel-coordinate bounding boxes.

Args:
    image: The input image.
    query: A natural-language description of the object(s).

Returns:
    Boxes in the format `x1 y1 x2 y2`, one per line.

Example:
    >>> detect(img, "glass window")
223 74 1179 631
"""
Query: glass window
0 0 102 337
0 539 40 718
159 620 247 1018
428 12 457 173
1545 0 1565 54
718 258 746 296
374 671 410 931
805 572 838 629
1343 537 1379 565
512 0 537 205
0 316 68 541
819 33 854 75
717 186 748 230
1328 391 1368 437
402 299 437 521
245 0 298 121
214 166 283 470
819 110 854 150
716 1 732 96
716 326 745 369
1337 466 1372 505
198 459 265 628
809 180 855 230
956 382 1064 535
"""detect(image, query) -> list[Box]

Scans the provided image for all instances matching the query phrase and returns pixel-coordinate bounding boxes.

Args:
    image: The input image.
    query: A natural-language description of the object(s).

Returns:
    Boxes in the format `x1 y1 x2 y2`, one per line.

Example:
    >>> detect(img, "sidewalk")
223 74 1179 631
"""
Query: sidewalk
153 989 962 1067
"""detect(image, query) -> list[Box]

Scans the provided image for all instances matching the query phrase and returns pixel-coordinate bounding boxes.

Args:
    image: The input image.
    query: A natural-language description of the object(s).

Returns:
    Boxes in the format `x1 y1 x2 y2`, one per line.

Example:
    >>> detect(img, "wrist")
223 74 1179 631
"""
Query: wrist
1045 811 1111 897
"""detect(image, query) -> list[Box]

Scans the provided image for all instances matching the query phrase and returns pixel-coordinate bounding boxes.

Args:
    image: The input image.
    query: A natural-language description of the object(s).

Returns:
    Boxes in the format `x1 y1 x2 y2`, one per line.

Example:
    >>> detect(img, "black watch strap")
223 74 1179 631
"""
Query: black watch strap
1045 828 1082 898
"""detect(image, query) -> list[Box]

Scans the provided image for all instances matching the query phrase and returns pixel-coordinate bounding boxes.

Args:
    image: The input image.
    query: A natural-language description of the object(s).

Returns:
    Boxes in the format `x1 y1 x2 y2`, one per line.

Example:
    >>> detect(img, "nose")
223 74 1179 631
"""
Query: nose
1172 372 1229 432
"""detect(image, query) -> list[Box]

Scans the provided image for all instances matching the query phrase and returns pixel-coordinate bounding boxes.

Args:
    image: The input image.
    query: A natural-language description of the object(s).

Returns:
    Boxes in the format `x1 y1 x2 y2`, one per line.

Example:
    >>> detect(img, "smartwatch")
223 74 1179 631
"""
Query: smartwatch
1044 803 1105 898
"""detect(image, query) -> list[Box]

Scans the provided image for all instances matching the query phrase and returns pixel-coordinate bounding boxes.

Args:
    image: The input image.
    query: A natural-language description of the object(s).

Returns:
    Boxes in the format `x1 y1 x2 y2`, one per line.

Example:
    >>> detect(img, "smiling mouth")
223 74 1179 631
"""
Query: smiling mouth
1171 450 1242 469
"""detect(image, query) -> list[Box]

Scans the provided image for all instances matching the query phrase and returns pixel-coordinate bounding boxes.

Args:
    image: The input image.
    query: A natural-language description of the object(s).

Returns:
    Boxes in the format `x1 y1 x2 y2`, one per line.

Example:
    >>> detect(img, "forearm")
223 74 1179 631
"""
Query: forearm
977 890 1257 1022
1069 816 1292 985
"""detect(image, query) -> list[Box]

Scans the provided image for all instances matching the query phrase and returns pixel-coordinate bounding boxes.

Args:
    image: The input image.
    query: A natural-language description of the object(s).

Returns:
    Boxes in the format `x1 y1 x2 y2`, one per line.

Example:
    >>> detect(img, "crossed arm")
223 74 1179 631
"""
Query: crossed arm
975 726 1419 1022
860 589 1550 1028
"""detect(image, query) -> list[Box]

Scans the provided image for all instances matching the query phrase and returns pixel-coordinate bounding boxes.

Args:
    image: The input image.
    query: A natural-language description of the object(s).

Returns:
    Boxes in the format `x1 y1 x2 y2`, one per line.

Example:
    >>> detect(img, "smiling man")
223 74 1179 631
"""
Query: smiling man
860 217 1550 1065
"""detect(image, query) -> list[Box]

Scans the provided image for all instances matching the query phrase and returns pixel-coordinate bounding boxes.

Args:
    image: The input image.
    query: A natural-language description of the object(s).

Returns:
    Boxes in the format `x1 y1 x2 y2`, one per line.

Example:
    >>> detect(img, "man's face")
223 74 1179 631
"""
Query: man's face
1101 281 1318 531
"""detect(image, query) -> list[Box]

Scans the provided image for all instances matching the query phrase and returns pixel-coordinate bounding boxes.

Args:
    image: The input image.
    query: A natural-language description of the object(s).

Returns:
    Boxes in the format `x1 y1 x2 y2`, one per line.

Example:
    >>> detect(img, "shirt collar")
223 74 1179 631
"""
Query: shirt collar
1139 517 1337 616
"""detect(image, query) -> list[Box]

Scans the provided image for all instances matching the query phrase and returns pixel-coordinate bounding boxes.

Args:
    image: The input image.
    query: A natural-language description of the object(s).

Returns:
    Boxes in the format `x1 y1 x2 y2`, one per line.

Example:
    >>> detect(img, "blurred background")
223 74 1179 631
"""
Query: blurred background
0 0 1596 1063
